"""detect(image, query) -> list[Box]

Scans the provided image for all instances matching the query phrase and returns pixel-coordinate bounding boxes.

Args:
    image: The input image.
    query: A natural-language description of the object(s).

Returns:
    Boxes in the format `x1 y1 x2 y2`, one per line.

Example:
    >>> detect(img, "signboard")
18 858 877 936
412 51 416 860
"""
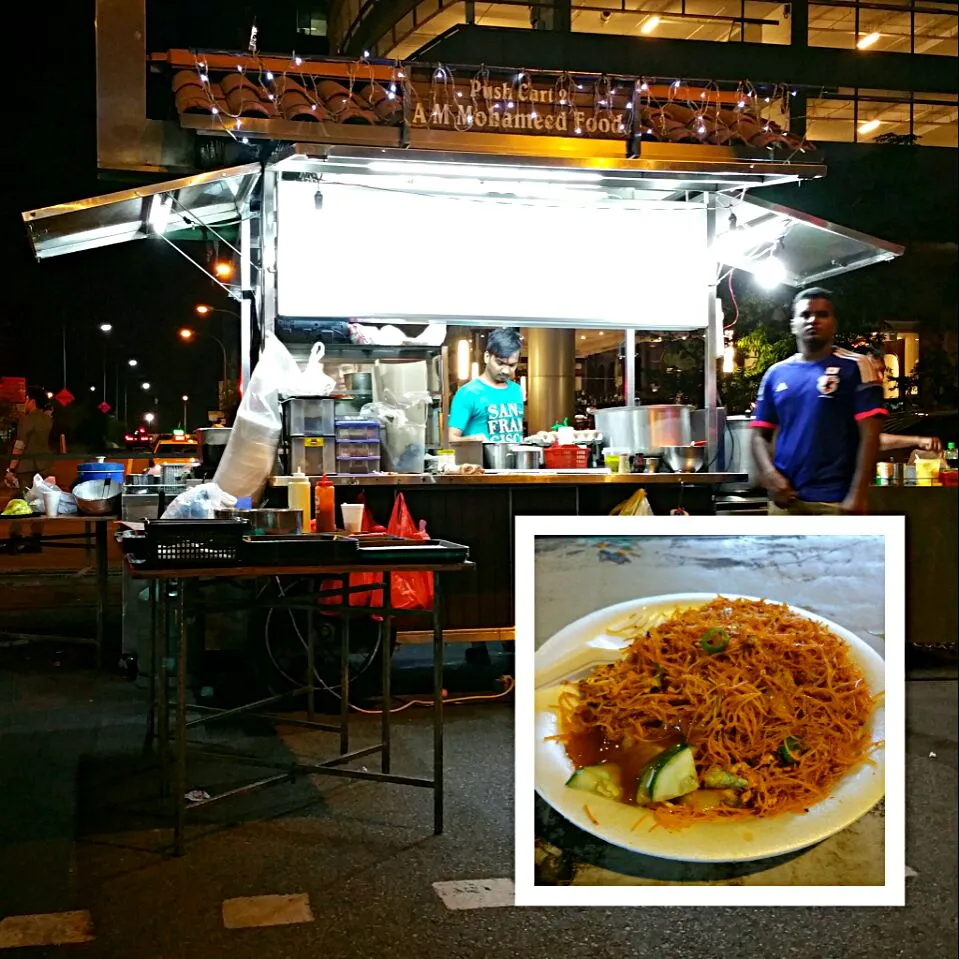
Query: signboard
277 179 710 328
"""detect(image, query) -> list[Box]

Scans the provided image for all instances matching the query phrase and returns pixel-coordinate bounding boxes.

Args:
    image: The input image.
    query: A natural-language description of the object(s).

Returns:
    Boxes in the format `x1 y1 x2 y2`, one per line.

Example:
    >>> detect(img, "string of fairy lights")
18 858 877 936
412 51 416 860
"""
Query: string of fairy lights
184 49 811 152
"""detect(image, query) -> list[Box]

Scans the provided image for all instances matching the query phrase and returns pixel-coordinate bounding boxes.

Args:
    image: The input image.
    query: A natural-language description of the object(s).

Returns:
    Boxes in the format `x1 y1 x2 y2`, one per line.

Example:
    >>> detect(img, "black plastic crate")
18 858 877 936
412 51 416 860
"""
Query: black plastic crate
134 518 250 568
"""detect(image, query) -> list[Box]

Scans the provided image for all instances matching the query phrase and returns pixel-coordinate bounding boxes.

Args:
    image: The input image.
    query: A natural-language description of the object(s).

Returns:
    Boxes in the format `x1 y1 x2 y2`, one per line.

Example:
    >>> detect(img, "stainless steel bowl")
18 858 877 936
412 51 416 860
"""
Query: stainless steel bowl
73 478 123 516
660 445 705 473
246 508 304 536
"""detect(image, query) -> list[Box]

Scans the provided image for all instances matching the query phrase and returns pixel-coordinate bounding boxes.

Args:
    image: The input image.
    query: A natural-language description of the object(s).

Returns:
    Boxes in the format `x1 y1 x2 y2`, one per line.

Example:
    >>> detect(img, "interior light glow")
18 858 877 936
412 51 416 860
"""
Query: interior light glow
754 255 787 290
456 339 470 381
147 195 173 232
857 31 880 49
366 161 603 182
641 16 661 33
722 345 736 373
858 119 881 134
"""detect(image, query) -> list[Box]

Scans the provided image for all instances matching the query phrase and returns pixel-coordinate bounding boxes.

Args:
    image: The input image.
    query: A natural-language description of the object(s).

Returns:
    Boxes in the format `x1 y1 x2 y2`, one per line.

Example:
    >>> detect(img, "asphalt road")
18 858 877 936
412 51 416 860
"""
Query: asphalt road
0 641 956 959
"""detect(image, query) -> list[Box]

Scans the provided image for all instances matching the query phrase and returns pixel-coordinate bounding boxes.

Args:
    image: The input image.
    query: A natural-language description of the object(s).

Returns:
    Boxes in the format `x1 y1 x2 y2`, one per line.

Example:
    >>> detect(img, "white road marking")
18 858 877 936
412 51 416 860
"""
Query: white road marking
0 911 95 948
221 893 315 930
433 878 515 910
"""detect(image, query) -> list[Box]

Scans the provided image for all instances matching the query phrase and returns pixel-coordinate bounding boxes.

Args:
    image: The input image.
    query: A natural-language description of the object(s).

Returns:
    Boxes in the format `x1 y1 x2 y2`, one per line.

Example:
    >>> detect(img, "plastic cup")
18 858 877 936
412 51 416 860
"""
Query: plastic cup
341 503 365 533
43 490 62 517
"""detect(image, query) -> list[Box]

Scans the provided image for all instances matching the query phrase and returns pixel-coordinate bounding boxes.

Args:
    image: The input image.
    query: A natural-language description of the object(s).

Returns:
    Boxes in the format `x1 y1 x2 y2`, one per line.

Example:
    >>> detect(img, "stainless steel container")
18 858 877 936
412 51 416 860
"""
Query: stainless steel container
246 508 303 536
593 405 693 454
509 446 542 470
483 444 512 470
126 473 158 488
73 478 123 516
660 445 706 473
195 427 232 473
161 463 192 486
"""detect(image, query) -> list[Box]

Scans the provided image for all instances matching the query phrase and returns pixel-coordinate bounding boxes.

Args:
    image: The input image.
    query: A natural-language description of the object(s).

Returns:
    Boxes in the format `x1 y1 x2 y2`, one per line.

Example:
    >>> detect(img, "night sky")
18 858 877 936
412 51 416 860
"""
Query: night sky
3 1 297 429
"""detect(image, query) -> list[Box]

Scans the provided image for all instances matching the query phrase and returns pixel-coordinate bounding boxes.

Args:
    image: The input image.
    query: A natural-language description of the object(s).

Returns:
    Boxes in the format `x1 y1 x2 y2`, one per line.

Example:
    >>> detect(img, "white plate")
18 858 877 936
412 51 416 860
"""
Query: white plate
535 592 885 863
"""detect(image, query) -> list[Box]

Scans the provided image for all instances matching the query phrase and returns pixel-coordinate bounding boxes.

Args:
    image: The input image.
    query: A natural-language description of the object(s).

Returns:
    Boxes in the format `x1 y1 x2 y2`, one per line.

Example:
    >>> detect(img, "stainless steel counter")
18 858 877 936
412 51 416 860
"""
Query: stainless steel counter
271 470 747 487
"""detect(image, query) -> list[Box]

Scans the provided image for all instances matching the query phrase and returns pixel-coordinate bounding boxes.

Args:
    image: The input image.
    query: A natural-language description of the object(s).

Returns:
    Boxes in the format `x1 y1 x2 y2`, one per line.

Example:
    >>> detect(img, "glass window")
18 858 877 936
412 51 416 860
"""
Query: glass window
569 1 790 44
809 1 959 56
808 89 958 146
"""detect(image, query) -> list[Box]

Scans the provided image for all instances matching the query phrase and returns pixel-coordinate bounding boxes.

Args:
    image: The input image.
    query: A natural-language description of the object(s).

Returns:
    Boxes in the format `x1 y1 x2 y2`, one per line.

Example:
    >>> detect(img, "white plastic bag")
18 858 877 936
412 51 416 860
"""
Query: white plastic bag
298 342 336 396
161 482 236 520
26 473 78 515
214 334 300 498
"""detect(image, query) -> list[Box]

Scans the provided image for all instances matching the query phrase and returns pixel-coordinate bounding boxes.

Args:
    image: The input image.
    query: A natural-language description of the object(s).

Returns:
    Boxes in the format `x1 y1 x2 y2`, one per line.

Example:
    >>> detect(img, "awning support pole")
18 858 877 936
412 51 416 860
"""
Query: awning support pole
260 168 279 339
624 329 636 407
239 217 252 393
704 193 720 468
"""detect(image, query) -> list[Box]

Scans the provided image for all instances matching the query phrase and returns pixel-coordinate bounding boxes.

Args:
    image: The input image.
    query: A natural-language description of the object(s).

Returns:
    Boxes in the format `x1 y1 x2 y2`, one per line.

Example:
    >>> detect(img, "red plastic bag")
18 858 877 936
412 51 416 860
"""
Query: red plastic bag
319 494 384 608
387 494 434 611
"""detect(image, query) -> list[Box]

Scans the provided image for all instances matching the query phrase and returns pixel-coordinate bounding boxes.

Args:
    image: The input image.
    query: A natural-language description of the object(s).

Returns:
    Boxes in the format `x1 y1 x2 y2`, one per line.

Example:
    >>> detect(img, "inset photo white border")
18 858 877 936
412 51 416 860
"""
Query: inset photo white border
514 515 905 908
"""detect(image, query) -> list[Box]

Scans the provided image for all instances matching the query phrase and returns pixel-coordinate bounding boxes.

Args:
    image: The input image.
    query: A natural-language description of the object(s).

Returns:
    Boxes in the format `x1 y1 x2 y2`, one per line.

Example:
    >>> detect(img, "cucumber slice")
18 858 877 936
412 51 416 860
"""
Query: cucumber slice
565 764 624 801
636 745 699 805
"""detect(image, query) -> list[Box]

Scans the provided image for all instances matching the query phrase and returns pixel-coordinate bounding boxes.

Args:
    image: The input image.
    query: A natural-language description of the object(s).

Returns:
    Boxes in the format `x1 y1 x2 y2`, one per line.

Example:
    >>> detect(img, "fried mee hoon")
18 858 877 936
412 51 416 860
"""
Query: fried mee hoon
556 597 881 827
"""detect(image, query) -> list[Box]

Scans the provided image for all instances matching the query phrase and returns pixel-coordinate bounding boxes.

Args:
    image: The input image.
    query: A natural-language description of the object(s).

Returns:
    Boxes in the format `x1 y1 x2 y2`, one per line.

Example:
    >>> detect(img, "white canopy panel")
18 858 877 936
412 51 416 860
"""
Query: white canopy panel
276 177 712 329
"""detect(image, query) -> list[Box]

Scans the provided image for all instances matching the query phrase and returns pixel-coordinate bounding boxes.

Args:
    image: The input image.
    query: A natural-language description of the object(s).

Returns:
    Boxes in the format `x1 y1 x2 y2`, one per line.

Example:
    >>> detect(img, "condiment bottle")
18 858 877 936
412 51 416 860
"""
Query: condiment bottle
314 474 336 533
287 470 312 526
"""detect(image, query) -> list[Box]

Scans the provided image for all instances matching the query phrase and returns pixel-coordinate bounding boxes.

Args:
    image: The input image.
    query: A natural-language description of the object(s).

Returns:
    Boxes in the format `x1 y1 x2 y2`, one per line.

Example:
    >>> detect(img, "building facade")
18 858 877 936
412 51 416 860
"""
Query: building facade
327 0 958 148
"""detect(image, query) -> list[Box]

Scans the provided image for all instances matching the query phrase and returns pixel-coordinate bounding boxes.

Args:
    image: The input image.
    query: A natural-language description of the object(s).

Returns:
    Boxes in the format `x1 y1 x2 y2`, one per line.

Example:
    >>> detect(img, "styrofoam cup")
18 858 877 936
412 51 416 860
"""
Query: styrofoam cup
341 503 364 533
43 490 62 517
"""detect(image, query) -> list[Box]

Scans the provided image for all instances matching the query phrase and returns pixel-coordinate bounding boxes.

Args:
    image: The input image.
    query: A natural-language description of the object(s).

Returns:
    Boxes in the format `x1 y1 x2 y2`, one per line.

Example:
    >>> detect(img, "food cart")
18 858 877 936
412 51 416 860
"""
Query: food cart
20 55 908 646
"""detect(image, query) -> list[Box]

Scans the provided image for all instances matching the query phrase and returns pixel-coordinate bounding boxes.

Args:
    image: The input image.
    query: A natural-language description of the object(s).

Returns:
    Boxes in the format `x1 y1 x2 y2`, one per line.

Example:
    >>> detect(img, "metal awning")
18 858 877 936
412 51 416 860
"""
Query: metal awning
21 164 261 260
710 193 904 287
273 141 824 196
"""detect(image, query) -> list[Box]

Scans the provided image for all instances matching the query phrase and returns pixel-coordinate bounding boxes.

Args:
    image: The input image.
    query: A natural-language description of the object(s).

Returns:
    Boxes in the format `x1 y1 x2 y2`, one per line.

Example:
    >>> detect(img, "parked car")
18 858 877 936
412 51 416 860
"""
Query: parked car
124 426 153 450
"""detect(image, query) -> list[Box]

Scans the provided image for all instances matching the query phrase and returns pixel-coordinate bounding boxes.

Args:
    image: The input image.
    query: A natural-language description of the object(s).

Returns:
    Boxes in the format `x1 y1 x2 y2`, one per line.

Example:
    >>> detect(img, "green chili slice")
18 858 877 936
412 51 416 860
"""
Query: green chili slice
780 736 803 764
700 627 730 654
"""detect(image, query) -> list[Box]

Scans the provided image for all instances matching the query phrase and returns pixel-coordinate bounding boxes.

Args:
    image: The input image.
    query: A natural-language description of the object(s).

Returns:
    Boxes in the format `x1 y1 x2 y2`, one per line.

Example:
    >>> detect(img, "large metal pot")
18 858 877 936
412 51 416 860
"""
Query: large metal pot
483 443 512 470
509 445 543 470
195 427 232 472
593 405 693 454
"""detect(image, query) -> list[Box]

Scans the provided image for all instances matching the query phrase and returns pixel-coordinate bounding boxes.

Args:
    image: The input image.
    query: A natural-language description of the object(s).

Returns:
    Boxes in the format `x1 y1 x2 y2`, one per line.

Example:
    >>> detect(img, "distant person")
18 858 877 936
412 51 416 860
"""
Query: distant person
750 287 885 514
863 347 942 454
448 328 524 444
4 387 53 491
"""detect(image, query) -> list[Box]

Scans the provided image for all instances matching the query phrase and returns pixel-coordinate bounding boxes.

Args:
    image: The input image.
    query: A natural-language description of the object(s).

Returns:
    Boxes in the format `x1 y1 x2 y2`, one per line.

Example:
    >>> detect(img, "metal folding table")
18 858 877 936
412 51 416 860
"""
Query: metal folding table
0 514 113 668
127 556 473 855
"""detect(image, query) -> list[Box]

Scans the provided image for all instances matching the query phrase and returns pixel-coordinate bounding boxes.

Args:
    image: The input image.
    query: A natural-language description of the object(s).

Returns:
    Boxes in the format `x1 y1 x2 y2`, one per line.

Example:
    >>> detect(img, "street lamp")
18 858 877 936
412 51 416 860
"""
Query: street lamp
212 260 234 280
179 327 228 400
141 382 151 391
128 358 138 368
98 324 112 401
194 304 240 319
99 323 113 333
181 394 189 426
144 412 155 426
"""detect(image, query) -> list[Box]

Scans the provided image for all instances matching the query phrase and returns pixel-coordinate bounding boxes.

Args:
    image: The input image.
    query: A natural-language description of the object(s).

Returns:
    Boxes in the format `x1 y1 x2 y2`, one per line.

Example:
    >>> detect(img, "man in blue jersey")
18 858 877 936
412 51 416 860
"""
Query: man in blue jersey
449 328 525 444
750 287 886 514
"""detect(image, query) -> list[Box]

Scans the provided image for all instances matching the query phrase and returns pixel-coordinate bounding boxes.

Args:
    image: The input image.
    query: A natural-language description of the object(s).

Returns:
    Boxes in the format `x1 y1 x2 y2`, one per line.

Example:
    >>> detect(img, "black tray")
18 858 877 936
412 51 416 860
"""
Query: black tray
240 534 359 566
355 539 470 565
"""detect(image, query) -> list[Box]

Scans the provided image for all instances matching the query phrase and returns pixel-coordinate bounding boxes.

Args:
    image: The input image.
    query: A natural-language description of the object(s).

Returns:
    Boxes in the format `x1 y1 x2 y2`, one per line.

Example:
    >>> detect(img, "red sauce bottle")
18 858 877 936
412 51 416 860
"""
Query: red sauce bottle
314 475 336 533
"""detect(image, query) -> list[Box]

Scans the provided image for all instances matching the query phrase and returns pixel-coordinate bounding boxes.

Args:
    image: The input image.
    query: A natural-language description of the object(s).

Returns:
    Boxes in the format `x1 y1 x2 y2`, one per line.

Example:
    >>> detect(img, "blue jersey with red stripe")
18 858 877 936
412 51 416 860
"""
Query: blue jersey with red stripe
750 348 887 502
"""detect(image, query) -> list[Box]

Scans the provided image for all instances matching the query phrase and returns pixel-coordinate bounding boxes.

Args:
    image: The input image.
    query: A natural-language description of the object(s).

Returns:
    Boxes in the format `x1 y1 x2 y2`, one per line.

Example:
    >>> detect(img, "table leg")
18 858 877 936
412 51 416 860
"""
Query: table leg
157 584 170 798
144 580 158 754
174 582 188 856
381 576 392 774
340 579 350 756
433 575 445 835
306 580 315 723
94 521 108 670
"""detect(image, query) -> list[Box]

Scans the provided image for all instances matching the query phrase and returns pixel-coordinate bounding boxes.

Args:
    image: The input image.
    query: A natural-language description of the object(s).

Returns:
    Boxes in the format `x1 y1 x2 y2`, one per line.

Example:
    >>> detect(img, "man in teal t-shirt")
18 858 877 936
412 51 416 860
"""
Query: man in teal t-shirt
449 328 524 443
